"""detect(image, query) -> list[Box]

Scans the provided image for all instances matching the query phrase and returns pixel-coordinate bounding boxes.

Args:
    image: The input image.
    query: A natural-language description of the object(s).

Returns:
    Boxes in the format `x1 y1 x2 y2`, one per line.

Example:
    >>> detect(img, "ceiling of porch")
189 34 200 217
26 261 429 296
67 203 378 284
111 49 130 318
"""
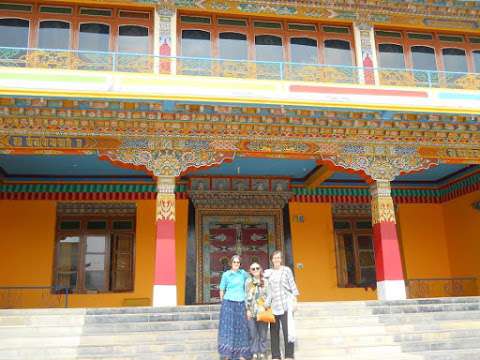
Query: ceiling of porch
0 154 476 187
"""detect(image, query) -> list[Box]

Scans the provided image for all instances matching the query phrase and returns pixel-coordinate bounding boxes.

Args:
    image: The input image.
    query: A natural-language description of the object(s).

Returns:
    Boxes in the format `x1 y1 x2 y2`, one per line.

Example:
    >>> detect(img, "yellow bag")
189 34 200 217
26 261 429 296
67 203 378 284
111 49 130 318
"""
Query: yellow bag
256 308 275 323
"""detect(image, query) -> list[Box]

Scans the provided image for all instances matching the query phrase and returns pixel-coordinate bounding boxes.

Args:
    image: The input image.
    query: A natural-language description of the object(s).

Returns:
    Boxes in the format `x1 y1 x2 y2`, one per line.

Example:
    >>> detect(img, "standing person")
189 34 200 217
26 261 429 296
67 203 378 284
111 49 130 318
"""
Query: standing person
245 262 271 360
264 250 299 360
218 254 251 360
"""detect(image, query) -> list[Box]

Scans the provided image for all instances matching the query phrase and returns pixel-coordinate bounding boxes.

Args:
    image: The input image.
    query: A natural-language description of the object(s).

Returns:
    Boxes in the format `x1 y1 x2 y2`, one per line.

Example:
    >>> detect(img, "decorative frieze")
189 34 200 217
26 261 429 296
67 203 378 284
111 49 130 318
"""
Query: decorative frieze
189 191 293 209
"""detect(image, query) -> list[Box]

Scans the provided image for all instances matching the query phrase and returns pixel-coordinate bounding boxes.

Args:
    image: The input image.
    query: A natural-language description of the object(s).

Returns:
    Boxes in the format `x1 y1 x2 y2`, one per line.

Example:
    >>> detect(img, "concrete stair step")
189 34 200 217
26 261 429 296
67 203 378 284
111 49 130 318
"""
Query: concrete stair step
419 348 480 360
401 336 480 352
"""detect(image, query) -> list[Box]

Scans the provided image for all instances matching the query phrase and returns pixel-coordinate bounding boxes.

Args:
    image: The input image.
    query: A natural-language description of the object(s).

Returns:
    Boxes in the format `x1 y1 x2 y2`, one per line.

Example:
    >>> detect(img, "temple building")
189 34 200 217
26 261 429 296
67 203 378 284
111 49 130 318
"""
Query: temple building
0 0 479 309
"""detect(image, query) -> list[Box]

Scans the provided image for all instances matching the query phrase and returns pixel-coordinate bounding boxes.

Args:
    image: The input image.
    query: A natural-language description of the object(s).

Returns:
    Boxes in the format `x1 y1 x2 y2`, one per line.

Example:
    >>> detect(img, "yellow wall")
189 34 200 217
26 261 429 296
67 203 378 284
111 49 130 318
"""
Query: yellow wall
443 192 480 283
289 202 377 302
0 199 188 308
396 204 451 279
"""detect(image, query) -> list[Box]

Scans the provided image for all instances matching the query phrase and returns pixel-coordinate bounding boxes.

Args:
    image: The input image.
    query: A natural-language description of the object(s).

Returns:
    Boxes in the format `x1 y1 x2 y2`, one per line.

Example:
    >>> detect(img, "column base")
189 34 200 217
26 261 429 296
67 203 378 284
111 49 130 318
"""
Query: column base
377 280 407 300
153 285 177 307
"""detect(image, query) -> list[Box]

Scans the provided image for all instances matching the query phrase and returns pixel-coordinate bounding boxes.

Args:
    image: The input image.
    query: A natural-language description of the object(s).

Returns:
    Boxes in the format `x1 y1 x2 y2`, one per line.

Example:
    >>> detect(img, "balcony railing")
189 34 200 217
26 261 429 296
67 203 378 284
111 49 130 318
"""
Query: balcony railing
407 277 478 299
1 47 480 90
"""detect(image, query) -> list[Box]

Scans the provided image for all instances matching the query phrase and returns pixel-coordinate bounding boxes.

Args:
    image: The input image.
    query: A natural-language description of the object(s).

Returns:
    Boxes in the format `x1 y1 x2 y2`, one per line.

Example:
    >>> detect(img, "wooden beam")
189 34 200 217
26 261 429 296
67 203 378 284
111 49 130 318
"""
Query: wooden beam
304 166 334 188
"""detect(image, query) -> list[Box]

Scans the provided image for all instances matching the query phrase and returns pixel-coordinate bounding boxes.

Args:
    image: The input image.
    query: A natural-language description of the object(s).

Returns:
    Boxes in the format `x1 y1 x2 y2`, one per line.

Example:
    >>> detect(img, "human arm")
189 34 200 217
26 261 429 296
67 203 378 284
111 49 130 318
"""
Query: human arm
219 271 228 301
285 267 300 297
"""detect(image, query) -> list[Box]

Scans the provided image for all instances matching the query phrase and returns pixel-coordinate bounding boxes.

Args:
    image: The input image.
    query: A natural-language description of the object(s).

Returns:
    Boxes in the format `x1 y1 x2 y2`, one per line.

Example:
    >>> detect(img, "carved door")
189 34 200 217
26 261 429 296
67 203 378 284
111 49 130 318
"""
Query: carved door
197 211 283 304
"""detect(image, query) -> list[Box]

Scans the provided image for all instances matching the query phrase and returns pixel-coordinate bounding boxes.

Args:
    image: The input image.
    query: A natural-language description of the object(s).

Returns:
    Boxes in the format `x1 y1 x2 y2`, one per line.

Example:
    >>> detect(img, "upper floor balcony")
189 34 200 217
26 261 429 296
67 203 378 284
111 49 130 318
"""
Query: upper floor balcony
1 46 480 91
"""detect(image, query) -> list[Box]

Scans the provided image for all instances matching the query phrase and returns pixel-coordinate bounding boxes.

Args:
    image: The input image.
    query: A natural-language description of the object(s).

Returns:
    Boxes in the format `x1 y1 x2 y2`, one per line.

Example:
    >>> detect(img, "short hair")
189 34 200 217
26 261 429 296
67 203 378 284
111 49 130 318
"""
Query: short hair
231 254 241 265
270 250 283 261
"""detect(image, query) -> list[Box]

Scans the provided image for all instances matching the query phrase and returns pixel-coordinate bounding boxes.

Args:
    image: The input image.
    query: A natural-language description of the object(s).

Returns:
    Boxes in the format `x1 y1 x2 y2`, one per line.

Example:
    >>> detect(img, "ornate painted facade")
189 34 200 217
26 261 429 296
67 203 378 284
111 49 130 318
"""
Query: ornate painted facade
0 0 479 308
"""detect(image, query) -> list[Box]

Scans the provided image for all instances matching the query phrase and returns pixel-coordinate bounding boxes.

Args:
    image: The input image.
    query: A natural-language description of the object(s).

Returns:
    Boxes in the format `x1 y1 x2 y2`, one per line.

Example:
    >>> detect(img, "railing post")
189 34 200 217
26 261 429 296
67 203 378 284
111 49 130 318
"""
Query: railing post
279 62 284 80
112 52 116 72
427 70 432 88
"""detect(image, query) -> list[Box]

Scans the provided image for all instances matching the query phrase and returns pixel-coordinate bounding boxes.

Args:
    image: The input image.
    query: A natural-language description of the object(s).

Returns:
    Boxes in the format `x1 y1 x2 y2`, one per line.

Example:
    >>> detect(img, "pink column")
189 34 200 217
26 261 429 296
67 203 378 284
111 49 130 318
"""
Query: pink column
370 180 406 300
153 177 177 306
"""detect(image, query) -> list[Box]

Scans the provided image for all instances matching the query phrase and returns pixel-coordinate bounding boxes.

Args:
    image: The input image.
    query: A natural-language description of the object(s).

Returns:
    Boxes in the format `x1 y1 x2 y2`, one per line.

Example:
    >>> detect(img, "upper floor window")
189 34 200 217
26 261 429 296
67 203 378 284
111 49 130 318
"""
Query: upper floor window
38 20 70 49
378 43 405 68
0 3 153 53
0 18 29 47
179 12 355 67
219 32 247 60
324 39 352 66
375 29 480 74
118 25 149 53
474 50 480 73
442 48 468 73
181 29 211 58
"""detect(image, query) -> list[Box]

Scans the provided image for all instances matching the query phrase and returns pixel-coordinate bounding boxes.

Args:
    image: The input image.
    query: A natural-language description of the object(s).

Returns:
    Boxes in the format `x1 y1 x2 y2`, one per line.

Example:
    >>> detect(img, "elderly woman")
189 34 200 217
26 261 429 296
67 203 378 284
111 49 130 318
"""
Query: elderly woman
218 254 251 360
264 250 299 360
245 262 271 360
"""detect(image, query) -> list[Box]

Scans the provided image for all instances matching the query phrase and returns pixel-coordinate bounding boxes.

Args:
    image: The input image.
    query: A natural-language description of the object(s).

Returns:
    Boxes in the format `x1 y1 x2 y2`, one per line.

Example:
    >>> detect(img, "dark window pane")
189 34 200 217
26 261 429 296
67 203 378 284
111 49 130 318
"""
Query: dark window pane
323 26 349 34
219 32 247 60
411 46 437 71
0 3 31 11
118 25 148 53
119 11 149 19
254 21 281 29
375 30 401 38
181 29 211 57
79 23 110 52
343 234 356 286
470 37 480 44
408 33 433 40
474 51 480 73
334 221 350 230
60 221 80 230
439 34 464 43
356 220 372 229
290 37 318 63
255 35 283 61
80 8 112 17
180 15 211 24
442 48 467 72
39 21 70 49
218 18 246 26
40 6 72 14
360 267 376 284
289 23 316 31
378 43 405 68
324 39 352 66
87 220 107 230
0 18 29 47
113 220 134 230
358 235 373 249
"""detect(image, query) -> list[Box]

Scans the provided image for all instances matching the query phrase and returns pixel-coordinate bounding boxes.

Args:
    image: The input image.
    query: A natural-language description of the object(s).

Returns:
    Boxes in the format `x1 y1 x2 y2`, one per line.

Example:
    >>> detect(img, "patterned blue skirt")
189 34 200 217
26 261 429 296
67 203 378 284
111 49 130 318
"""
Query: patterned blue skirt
218 300 252 359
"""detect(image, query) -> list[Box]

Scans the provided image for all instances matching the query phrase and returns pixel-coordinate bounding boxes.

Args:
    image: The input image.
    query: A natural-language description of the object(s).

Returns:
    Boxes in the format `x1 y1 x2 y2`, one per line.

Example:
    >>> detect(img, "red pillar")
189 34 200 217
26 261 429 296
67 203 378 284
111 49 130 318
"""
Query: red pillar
370 180 406 300
153 177 177 306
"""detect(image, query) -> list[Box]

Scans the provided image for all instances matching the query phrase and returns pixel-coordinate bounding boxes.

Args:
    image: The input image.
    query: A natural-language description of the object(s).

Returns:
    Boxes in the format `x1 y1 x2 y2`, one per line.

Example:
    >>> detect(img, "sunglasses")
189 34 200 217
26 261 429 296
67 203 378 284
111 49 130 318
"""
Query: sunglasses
250 267 260 271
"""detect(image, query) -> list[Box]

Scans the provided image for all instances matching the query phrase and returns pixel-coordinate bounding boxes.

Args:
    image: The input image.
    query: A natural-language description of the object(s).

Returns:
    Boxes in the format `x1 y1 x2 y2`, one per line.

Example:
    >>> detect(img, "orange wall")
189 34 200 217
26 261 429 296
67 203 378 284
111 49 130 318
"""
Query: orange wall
0 199 188 308
289 202 377 302
443 192 480 283
175 199 189 305
396 204 451 279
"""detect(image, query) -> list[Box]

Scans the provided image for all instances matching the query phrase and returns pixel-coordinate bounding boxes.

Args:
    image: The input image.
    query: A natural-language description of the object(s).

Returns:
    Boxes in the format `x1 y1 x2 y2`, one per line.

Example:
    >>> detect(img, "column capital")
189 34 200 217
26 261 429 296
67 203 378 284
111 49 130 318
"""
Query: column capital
156 176 176 194
155 0 176 17
100 141 234 177
321 144 439 182
370 180 396 225
353 21 374 31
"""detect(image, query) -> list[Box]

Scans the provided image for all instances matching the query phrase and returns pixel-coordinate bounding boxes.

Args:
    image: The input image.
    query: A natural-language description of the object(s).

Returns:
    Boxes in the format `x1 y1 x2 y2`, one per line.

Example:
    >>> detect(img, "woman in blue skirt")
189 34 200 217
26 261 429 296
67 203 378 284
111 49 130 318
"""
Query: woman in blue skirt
218 254 251 360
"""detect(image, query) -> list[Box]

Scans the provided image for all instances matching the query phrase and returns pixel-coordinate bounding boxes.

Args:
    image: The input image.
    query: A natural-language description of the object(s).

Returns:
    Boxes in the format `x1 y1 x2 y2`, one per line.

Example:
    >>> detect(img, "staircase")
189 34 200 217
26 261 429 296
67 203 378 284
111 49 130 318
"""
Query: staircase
0 297 480 359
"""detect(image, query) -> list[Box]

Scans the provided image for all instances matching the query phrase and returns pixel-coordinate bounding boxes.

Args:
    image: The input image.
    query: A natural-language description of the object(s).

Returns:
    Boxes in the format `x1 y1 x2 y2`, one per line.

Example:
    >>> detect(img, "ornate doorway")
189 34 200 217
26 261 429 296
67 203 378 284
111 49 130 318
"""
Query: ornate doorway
196 210 283 303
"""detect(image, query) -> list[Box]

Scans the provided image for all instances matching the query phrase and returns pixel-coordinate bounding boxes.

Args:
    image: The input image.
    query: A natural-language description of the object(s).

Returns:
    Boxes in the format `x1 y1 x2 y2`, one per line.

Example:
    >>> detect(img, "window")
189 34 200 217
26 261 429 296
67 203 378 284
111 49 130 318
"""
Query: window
38 20 70 49
255 35 283 62
324 39 352 66
290 37 318 63
79 23 110 51
334 217 376 288
474 50 480 73
181 29 211 57
378 43 405 68
0 18 29 47
118 25 148 53
442 48 468 73
219 32 247 60
411 45 437 71
54 203 135 293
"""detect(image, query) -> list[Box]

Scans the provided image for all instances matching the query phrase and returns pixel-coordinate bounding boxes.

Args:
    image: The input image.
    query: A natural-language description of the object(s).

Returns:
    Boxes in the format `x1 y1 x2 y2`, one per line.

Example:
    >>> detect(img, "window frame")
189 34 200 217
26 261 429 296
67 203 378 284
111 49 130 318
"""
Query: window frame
177 11 355 66
0 2 153 52
0 16 31 48
333 216 376 288
53 213 136 294
375 27 479 73
37 18 72 50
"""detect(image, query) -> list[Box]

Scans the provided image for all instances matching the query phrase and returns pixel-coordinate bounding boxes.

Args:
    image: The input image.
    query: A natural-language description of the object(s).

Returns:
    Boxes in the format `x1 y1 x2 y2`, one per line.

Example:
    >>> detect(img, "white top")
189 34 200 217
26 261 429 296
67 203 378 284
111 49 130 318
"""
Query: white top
264 266 299 315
